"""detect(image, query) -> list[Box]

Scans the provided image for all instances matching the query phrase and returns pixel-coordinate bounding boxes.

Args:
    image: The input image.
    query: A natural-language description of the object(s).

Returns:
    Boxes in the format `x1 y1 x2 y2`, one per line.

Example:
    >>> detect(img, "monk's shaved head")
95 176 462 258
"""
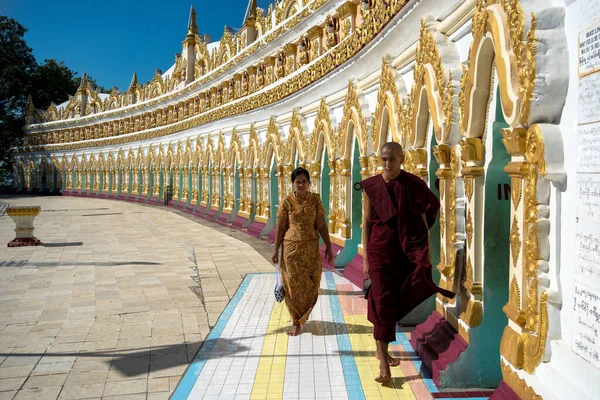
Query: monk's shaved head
381 142 403 155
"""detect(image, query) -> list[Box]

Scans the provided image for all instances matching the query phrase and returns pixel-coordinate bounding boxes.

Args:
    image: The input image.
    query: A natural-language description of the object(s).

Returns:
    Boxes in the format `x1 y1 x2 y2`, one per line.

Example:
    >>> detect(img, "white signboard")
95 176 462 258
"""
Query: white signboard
579 72 600 124
572 281 600 369
578 123 600 172
577 174 600 224
580 24 600 76
576 222 600 283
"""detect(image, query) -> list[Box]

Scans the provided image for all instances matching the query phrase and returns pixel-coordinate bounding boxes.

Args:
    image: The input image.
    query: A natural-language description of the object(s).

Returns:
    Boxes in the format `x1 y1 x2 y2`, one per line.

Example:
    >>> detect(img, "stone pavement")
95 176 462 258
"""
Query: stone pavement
0 196 274 399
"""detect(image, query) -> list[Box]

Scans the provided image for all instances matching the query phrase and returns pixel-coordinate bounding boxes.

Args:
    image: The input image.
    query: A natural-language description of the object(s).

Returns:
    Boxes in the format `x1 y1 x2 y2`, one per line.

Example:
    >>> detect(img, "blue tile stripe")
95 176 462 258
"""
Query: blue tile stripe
171 274 254 399
395 331 439 393
325 272 366 400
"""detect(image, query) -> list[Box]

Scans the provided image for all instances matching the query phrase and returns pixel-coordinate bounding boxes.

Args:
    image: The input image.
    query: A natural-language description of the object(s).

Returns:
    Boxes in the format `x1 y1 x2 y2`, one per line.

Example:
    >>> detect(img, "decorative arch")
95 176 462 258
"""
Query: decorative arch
406 21 462 150
264 118 282 167
283 0 300 19
459 1 552 138
371 57 407 152
148 70 165 99
242 125 260 217
200 138 215 208
340 80 371 158
179 142 192 202
225 130 244 213
217 31 235 66
81 153 92 191
288 109 309 166
190 138 203 203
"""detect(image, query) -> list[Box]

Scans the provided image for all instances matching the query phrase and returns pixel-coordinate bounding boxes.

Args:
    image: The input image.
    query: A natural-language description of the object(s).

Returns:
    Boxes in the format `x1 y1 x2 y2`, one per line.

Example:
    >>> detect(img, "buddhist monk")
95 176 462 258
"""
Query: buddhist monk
359 142 455 383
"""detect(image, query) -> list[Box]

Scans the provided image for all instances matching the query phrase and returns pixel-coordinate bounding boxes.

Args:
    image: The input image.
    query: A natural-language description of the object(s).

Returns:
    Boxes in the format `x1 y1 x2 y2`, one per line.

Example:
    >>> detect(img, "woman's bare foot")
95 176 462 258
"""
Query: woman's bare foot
287 324 301 336
375 352 400 366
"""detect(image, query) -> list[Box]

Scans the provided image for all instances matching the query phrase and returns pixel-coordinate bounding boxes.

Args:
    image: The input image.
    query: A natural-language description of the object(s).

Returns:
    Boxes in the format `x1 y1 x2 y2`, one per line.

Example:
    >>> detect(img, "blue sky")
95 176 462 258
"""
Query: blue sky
2 0 274 92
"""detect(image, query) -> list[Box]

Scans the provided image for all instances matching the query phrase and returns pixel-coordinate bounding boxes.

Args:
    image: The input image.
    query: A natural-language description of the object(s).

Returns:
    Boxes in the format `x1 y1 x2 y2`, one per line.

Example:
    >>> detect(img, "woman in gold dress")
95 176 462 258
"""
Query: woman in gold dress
272 167 334 336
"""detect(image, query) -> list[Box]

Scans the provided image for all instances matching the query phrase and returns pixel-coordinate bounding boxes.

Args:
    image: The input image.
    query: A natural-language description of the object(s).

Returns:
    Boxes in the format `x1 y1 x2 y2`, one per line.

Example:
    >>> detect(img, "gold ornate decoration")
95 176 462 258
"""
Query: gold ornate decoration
508 276 521 311
289 109 308 164
340 81 370 157
409 20 455 147
500 361 543 400
402 150 415 173
464 177 473 202
525 124 548 177
23 0 412 152
459 0 538 137
264 117 282 166
510 216 521 267
511 176 522 211
466 209 473 248
371 57 402 151
310 98 336 163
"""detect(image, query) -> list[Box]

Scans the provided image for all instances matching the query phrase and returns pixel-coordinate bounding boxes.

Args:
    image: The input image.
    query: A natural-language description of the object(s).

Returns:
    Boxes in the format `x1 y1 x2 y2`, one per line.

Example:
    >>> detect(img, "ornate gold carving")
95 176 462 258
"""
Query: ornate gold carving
511 176 522 211
312 98 336 162
24 0 412 152
509 276 521 311
510 216 521 267
466 209 473 248
410 20 454 146
525 125 548 177
464 177 473 202
372 57 402 151
460 1 538 138
289 109 308 163
500 361 543 400
340 81 369 157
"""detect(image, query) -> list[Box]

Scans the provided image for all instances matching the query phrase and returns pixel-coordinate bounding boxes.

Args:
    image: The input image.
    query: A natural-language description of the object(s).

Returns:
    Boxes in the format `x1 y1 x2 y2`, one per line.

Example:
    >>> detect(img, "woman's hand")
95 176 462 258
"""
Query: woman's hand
325 245 334 264
363 258 369 279
272 250 279 265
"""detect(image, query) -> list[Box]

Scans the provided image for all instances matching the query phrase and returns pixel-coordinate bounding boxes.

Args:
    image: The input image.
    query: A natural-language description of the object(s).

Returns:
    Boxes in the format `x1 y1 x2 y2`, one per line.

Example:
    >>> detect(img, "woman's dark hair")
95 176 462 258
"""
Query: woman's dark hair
291 167 310 183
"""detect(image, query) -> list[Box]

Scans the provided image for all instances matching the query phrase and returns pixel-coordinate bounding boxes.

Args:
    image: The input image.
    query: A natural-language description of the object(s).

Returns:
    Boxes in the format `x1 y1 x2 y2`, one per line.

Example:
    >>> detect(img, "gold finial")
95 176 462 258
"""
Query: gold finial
128 72 138 91
188 5 199 35
243 0 258 26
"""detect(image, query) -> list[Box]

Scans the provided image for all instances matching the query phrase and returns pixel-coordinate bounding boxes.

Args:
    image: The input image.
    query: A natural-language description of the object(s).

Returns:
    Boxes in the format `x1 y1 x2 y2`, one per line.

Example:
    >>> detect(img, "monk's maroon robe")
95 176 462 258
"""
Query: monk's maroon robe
359 171 455 343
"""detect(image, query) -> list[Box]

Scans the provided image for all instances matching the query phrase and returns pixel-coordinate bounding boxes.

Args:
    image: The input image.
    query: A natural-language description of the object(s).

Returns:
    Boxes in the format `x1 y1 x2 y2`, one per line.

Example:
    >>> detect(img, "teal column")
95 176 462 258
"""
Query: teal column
334 138 362 266
438 86 510 388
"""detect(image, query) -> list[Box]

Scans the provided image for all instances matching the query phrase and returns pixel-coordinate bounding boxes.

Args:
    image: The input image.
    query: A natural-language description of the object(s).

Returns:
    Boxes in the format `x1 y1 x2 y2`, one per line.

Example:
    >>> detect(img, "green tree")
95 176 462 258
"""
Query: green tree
30 59 79 109
0 17 106 185
0 17 37 184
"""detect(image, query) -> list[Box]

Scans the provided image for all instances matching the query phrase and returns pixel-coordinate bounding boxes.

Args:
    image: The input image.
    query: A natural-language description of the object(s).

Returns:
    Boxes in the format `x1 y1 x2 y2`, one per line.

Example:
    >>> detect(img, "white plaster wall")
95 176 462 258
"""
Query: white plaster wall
524 1 600 399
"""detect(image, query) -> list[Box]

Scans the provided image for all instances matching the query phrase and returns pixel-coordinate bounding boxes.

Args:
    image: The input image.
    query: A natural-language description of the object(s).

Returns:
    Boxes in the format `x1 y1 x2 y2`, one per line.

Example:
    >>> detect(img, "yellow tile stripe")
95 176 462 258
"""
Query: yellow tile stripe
344 314 416 400
251 300 289 400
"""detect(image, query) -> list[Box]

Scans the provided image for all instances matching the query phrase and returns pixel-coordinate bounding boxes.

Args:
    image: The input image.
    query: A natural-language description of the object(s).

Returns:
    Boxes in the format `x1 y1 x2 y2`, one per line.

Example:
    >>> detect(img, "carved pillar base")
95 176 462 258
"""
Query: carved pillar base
231 215 248 230
410 311 468 387
216 210 231 226
246 219 266 238
6 207 41 247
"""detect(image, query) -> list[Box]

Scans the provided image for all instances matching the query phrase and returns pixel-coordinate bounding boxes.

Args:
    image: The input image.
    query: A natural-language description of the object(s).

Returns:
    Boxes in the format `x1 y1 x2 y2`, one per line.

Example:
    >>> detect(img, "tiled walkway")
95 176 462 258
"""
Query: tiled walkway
173 273 492 400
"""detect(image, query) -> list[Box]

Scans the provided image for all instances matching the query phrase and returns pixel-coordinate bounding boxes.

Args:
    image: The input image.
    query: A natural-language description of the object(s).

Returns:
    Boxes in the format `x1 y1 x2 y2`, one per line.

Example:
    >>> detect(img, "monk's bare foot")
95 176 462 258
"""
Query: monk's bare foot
374 374 391 383
287 324 301 336
375 352 400 366
375 361 392 383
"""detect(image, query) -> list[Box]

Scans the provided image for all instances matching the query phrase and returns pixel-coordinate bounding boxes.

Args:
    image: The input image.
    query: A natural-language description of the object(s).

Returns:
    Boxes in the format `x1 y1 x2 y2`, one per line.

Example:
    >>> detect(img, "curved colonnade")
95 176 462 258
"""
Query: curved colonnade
15 0 581 398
